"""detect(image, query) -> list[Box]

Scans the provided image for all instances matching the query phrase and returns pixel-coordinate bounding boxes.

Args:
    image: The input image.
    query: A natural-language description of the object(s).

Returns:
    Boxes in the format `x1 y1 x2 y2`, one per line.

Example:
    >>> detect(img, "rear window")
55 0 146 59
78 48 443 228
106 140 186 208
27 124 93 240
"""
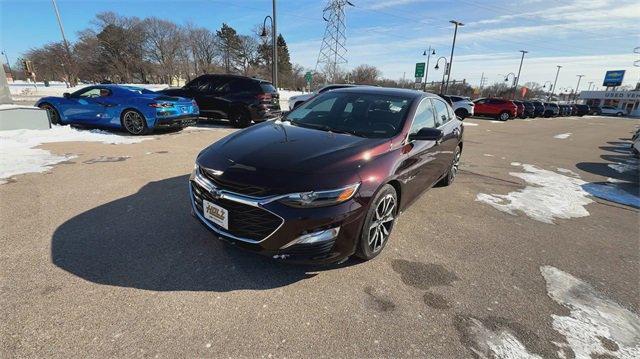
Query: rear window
260 83 277 93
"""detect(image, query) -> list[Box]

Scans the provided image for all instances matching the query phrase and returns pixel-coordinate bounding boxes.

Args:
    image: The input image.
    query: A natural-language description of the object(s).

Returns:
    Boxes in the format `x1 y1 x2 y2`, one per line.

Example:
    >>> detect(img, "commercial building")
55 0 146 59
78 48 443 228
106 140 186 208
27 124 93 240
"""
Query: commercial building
579 90 640 117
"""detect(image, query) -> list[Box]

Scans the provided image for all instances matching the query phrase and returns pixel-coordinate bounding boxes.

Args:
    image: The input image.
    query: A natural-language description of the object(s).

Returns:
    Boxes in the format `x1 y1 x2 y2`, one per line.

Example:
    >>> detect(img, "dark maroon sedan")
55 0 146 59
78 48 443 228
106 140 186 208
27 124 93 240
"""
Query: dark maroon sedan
190 87 463 264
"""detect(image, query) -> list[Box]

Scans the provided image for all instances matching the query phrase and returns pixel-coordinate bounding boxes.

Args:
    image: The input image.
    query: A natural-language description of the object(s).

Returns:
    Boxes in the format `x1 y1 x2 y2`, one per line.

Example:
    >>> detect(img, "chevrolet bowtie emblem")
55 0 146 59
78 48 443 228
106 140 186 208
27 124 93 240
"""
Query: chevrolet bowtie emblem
206 169 223 176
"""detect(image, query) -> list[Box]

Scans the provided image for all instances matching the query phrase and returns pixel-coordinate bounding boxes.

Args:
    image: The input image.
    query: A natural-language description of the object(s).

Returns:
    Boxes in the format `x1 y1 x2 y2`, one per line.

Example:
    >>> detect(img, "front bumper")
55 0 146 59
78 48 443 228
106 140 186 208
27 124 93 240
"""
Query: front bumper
189 170 367 264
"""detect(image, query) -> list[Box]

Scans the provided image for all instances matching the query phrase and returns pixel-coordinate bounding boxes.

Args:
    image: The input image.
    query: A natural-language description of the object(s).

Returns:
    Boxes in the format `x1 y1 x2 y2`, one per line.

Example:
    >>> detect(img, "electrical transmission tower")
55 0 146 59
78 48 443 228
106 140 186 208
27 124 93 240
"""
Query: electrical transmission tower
315 0 354 83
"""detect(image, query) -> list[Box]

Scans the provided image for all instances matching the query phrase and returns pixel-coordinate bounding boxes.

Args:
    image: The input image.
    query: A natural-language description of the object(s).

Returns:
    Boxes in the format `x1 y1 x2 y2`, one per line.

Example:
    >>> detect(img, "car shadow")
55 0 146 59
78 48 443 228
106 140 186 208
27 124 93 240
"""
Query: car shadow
51 174 345 292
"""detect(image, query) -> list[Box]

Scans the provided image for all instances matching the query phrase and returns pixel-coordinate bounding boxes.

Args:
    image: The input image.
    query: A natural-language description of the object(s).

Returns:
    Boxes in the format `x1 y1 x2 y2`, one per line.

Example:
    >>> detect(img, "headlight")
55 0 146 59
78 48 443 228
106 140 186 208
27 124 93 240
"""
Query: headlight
279 183 360 208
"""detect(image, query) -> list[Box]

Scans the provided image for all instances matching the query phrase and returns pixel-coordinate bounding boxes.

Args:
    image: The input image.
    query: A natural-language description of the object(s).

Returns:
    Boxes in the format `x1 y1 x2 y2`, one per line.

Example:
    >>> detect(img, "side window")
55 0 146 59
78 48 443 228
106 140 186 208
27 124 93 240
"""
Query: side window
410 99 436 135
431 99 450 127
77 88 102 98
475 99 485 104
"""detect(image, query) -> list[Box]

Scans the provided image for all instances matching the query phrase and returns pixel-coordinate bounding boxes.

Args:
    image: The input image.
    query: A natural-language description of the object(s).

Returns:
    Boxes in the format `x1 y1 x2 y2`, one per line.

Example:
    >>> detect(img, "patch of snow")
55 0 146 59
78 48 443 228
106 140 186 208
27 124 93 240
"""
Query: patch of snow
608 162 637 173
582 183 640 208
483 154 494 157
464 122 479 126
0 104 38 110
541 266 640 359
0 125 147 184
554 133 572 139
476 164 593 223
490 121 504 123
510 162 521 166
556 168 579 177
606 177 626 183
462 317 543 359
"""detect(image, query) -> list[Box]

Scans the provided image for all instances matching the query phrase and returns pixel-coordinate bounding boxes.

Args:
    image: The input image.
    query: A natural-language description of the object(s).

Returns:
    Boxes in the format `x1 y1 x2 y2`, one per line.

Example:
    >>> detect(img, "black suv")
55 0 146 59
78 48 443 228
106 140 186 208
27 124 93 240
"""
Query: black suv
159 74 280 127
571 104 590 117
531 101 545 117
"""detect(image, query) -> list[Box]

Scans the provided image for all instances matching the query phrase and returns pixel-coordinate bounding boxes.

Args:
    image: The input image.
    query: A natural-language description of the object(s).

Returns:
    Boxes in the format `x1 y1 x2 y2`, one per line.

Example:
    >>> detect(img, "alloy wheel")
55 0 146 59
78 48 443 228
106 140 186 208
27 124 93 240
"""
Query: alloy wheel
123 111 146 135
500 112 509 121
41 104 60 124
368 194 396 253
450 148 461 180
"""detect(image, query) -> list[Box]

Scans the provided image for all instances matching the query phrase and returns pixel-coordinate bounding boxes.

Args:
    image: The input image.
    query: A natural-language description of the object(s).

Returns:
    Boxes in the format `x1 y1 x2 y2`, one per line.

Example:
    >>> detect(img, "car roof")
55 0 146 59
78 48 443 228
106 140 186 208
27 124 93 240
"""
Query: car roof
197 74 272 83
330 86 430 100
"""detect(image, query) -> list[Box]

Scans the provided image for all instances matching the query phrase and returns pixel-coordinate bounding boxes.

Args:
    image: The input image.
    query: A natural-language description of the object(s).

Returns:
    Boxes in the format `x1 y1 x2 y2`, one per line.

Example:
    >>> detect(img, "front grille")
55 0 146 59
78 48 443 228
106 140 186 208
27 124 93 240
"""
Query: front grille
191 181 282 241
200 169 270 197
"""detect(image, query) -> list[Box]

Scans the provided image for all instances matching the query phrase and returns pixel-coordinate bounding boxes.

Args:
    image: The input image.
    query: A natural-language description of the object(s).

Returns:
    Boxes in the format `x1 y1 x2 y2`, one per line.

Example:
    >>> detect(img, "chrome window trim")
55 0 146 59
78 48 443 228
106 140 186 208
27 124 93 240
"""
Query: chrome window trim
405 96 441 144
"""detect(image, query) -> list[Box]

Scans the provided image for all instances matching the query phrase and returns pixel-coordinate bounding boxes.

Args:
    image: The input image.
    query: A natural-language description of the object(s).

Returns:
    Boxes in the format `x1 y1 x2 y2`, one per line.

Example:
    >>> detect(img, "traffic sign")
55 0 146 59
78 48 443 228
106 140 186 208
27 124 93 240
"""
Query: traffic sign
414 62 425 78
304 71 312 83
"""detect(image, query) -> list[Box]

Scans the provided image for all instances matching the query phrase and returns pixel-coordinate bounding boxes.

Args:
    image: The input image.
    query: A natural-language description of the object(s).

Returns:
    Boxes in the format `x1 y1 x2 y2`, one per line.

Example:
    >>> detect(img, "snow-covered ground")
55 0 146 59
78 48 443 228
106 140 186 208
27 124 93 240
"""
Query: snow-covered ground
462 266 640 358
9 81 302 111
476 163 593 224
9 81 168 103
0 125 148 184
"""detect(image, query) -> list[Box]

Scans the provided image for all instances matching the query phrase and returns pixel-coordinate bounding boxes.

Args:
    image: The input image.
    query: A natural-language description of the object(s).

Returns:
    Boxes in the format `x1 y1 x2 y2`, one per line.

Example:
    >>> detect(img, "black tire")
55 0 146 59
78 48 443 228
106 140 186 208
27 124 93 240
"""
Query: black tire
498 111 510 121
38 103 62 125
455 108 468 119
438 145 462 187
121 109 149 135
229 107 251 128
355 184 398 261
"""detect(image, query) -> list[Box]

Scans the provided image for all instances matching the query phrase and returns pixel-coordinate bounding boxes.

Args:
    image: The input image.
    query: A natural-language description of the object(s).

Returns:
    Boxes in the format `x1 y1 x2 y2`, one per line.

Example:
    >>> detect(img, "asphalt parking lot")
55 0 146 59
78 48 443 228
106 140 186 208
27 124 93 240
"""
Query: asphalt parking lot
1 116 639 358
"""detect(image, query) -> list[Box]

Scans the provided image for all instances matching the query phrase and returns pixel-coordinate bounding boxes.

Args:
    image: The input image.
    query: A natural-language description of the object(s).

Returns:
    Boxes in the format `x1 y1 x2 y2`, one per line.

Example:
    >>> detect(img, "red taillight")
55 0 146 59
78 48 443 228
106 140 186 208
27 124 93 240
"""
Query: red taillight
149 102 173 108
256 93 272 101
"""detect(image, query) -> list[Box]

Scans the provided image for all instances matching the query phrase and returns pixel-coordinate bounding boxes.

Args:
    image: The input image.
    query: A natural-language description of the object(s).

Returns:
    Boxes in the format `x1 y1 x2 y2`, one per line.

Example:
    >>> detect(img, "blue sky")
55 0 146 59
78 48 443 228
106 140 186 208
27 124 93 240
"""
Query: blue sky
1 0 639 89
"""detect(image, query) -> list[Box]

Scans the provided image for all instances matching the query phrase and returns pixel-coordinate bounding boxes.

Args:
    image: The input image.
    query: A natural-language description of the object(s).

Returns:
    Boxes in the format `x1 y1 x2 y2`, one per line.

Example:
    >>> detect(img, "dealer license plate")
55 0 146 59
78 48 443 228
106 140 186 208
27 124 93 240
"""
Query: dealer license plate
203 200 228 230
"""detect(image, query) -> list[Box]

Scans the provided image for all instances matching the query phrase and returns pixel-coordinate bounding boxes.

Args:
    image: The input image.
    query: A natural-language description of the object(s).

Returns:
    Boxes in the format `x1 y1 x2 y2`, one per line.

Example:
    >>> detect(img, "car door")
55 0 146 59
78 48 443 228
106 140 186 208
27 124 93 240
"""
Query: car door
62 87 104 123
432 98 459 174
396 98 443 202
204 76 234 118
474 98 487 115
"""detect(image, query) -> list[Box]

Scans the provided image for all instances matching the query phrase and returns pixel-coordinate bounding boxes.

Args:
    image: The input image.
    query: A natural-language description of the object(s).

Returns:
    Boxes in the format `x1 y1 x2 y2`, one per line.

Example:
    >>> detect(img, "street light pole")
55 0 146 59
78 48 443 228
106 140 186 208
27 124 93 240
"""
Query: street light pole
271 0 277 89
445 20 463 94
0 51 12 80
549 65 562 101
513 50 527 99
574 74 584 103
51 0 75 87
435 57 448 93
422 46 435 91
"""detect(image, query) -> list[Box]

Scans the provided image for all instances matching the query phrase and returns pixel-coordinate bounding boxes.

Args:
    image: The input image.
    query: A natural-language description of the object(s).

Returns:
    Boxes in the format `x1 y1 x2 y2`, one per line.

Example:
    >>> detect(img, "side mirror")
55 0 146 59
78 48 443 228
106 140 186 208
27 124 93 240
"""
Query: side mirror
409 127 443 142
63 92 71 99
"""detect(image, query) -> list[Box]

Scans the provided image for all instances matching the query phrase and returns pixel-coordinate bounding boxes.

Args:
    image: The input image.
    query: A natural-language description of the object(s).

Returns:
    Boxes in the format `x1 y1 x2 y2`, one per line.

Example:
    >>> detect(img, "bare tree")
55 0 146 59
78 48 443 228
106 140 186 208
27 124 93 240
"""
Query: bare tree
349 64 381 84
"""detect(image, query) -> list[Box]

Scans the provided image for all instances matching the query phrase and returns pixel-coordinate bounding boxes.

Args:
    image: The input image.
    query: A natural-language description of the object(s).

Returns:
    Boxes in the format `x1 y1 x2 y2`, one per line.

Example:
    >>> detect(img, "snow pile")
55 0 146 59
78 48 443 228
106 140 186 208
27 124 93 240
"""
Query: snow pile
541 266 640 359
0 104 39 110
476 163 593 223
464 122 479 126
461 318 542 359
554 133 572 139
608 162 637 173
0 125 147 184
277 89 304 110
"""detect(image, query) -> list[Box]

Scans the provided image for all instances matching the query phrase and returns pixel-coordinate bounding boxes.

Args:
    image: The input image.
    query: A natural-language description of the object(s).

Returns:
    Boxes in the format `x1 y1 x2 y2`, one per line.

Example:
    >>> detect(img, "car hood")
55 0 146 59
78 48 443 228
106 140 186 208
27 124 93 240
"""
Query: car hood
198 121 390 175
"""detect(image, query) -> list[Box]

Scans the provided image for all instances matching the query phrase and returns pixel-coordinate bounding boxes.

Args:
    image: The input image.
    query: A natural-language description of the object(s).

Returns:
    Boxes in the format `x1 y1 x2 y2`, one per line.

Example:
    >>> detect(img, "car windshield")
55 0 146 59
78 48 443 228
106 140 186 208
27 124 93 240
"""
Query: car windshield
283 91 412 138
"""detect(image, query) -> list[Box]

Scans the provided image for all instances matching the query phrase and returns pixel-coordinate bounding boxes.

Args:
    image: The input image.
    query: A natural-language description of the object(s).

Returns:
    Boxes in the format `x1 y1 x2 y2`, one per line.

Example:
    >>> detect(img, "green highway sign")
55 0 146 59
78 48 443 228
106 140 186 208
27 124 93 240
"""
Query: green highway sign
304 71 313 83
414 62 426 78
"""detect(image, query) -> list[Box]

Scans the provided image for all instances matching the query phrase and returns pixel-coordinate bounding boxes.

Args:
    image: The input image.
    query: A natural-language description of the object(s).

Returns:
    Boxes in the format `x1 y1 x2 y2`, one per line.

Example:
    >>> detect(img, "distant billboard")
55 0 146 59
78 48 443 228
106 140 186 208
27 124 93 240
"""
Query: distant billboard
603 70 625 87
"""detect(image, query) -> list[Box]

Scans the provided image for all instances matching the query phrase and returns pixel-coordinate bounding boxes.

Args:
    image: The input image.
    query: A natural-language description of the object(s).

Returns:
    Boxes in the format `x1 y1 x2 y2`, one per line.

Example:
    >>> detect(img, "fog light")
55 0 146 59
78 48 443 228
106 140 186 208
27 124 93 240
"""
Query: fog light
280 227 340 249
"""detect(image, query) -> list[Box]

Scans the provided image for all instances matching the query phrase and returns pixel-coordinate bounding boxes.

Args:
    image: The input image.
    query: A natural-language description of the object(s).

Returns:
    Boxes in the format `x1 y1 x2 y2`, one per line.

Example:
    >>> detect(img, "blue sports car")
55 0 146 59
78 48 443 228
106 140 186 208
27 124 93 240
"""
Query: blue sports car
36 84 199 135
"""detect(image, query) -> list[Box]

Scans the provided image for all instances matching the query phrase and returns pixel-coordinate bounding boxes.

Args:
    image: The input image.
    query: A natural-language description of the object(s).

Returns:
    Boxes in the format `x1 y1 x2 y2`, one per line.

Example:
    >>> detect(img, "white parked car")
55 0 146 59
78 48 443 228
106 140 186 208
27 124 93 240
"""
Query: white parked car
599 106 626 117
288 84 363 110
440 95 475 119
